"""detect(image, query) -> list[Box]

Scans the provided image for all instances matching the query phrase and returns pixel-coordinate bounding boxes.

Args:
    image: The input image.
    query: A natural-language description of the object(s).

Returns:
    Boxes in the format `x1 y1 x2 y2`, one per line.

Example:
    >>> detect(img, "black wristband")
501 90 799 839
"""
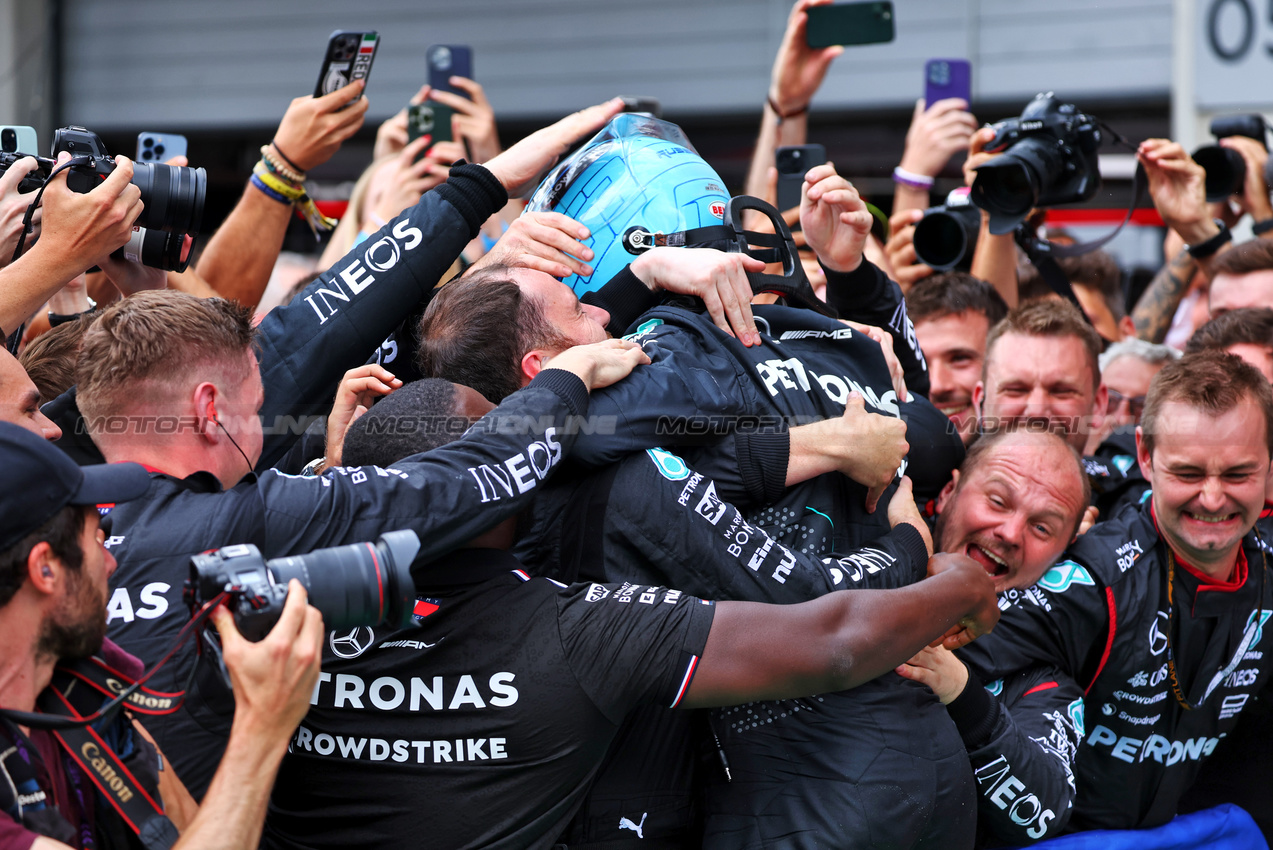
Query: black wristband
1252 218 1273 236
1185 219 1232 259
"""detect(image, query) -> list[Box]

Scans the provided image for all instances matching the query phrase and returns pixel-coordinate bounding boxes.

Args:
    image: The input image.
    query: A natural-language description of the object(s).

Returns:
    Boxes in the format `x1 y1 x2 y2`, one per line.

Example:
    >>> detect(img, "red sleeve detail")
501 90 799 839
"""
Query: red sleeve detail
1023 681 1060 697
1085 586 1117 696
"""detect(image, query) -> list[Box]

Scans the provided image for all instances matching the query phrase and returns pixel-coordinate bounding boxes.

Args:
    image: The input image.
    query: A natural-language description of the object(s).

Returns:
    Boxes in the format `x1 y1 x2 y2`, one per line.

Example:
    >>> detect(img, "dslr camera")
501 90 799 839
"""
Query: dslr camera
1192 115 1267 202
186 530 421 641
970 93 1102 234
0 126 207 271
913 187 981 271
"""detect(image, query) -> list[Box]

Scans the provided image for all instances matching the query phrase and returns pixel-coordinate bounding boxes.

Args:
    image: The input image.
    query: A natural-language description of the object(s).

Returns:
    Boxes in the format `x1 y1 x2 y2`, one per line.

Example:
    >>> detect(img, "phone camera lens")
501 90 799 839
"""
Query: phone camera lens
155 145 165 157
433 46 452 70
143 138 154 148
0 129 14 152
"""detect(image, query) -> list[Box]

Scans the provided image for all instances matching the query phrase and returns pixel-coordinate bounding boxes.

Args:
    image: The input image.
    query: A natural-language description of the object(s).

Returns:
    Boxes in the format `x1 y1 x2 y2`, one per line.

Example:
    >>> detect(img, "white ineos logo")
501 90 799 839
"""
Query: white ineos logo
619 813 647 839
329 627 376 659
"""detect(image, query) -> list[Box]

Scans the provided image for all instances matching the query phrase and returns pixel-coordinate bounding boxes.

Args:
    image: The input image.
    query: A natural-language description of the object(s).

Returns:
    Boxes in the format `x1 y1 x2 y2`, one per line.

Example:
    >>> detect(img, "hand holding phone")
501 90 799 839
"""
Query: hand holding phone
315 31 379 106
777 144 828 216
805 1 894 48
407 102 454 155
924 59 971 109
427 45 473 98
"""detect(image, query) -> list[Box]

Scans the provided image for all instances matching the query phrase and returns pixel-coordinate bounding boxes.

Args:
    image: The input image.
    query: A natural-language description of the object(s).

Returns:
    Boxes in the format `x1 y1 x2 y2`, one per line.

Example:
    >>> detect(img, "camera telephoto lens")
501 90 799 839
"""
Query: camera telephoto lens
1192 145 1246 202
913 204 981 271
129 161 207 234
265 530 420 633
973 157 1039 218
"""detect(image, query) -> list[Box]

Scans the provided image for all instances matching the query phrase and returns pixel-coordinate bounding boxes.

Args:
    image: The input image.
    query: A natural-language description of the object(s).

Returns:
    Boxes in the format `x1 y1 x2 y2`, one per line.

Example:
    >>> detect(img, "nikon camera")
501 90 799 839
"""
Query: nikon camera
0 126 206 271
970 93 1102 235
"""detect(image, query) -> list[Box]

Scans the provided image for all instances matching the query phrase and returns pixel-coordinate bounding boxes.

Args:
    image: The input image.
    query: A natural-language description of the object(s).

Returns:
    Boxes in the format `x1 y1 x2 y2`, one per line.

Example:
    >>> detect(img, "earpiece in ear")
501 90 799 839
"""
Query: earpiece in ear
42 567 53 578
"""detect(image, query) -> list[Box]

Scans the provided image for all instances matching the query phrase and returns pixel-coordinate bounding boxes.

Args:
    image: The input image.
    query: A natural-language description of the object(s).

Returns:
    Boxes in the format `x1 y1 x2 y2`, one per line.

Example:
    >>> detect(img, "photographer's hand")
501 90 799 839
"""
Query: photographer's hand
0 156 42 270
883 209 935 290
800 163 873 274
964 127 1020 308
1219 135 1273 223
98 253 168 297
274 78 369 172
483 98 625 198
0 153 141 336
1137 139 1217 247
180 583 322 850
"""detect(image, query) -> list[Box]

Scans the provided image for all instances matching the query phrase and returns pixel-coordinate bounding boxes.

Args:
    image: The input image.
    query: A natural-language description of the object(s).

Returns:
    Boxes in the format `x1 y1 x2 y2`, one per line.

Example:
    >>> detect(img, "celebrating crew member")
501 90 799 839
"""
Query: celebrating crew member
259 379 1000 850
903 351 1273 844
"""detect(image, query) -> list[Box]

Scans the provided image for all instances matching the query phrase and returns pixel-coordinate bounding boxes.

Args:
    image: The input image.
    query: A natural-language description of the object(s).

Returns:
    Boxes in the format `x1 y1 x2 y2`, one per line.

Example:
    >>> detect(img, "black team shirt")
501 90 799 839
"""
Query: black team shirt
261 548 715 850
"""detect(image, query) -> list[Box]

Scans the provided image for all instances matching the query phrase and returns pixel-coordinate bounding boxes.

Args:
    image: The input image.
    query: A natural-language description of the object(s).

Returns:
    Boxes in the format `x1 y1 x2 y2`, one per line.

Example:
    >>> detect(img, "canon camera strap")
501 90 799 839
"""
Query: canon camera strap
25 659 182 850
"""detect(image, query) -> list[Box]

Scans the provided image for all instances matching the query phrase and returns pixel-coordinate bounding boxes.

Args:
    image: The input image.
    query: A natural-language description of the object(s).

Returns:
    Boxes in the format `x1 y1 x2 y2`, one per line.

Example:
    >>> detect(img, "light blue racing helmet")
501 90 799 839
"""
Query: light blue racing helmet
525 114 731 297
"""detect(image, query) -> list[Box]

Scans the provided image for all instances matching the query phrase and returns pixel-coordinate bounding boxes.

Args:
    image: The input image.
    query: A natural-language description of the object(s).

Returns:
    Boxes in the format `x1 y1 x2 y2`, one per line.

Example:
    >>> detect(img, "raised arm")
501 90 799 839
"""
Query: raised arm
743 0 843 202
0 155 140 337
1129 139 1227 343
194 78 368 308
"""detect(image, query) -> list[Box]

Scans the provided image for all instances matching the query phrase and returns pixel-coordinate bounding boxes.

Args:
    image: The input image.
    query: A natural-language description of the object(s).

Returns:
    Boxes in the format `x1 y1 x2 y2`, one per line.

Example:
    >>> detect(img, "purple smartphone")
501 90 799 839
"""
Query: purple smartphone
924 59 971 107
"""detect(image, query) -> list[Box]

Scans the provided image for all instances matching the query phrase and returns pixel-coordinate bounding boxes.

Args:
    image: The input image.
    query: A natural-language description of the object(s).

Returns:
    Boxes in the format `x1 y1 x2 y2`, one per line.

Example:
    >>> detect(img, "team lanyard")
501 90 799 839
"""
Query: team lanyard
1162 537 1268 711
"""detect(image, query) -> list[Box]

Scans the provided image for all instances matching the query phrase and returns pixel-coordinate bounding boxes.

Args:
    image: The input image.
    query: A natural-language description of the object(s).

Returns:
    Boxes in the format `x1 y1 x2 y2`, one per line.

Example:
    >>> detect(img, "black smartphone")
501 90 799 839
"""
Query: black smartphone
620 96 663 118
776 144 827 215
315 31 380 102
427 45 473 98
407 102 454 160
805 1 895 48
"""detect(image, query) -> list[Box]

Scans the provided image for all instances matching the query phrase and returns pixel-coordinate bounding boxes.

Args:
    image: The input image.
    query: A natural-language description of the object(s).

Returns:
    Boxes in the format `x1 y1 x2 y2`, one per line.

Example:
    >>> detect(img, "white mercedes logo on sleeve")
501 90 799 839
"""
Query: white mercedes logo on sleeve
329 626 376 659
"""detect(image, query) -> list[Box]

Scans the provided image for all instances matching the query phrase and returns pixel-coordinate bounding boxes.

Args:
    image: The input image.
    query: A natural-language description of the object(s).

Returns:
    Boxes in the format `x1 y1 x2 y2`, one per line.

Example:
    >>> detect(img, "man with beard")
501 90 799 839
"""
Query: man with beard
907 273 1008 445
0 422 324 850
903 351 1273 844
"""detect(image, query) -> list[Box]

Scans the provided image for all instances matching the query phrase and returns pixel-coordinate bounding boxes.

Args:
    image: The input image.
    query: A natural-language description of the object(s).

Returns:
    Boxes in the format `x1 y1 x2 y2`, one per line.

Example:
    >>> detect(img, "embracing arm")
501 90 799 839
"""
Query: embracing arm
682 552 997 707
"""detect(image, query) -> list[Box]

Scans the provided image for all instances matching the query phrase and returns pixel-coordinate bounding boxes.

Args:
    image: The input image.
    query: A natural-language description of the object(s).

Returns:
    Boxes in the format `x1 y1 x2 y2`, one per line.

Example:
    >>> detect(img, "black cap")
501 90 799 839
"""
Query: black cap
0 422 150 553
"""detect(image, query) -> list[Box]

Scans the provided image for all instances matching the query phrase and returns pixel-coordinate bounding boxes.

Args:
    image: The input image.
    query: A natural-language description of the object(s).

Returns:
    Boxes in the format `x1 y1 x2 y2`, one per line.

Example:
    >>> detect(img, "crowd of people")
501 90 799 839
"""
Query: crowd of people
3 1 1273 847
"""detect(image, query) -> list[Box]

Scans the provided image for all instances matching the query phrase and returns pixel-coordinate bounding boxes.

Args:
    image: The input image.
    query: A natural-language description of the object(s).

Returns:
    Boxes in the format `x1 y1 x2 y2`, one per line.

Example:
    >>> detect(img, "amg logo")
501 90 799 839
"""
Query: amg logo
777 329 853 341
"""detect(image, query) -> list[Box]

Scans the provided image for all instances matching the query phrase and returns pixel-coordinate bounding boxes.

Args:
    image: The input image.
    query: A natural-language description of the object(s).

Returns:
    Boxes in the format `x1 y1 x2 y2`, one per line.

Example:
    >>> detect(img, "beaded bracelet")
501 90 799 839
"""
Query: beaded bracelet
259 145 305 183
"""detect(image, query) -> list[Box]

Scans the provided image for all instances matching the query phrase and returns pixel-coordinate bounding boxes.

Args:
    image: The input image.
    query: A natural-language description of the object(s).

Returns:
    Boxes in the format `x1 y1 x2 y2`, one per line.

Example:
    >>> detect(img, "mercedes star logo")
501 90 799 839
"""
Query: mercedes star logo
329 626 376 659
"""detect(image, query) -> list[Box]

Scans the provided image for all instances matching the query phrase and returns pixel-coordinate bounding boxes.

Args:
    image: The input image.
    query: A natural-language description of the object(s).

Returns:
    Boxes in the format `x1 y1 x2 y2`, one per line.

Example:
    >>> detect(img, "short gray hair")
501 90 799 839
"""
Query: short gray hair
1098 337 1181 374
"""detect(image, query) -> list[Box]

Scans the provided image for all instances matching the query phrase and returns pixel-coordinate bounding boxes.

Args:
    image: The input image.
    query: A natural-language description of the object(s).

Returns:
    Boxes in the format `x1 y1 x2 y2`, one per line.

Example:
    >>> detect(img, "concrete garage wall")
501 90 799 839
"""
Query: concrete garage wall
60 0 1172 131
